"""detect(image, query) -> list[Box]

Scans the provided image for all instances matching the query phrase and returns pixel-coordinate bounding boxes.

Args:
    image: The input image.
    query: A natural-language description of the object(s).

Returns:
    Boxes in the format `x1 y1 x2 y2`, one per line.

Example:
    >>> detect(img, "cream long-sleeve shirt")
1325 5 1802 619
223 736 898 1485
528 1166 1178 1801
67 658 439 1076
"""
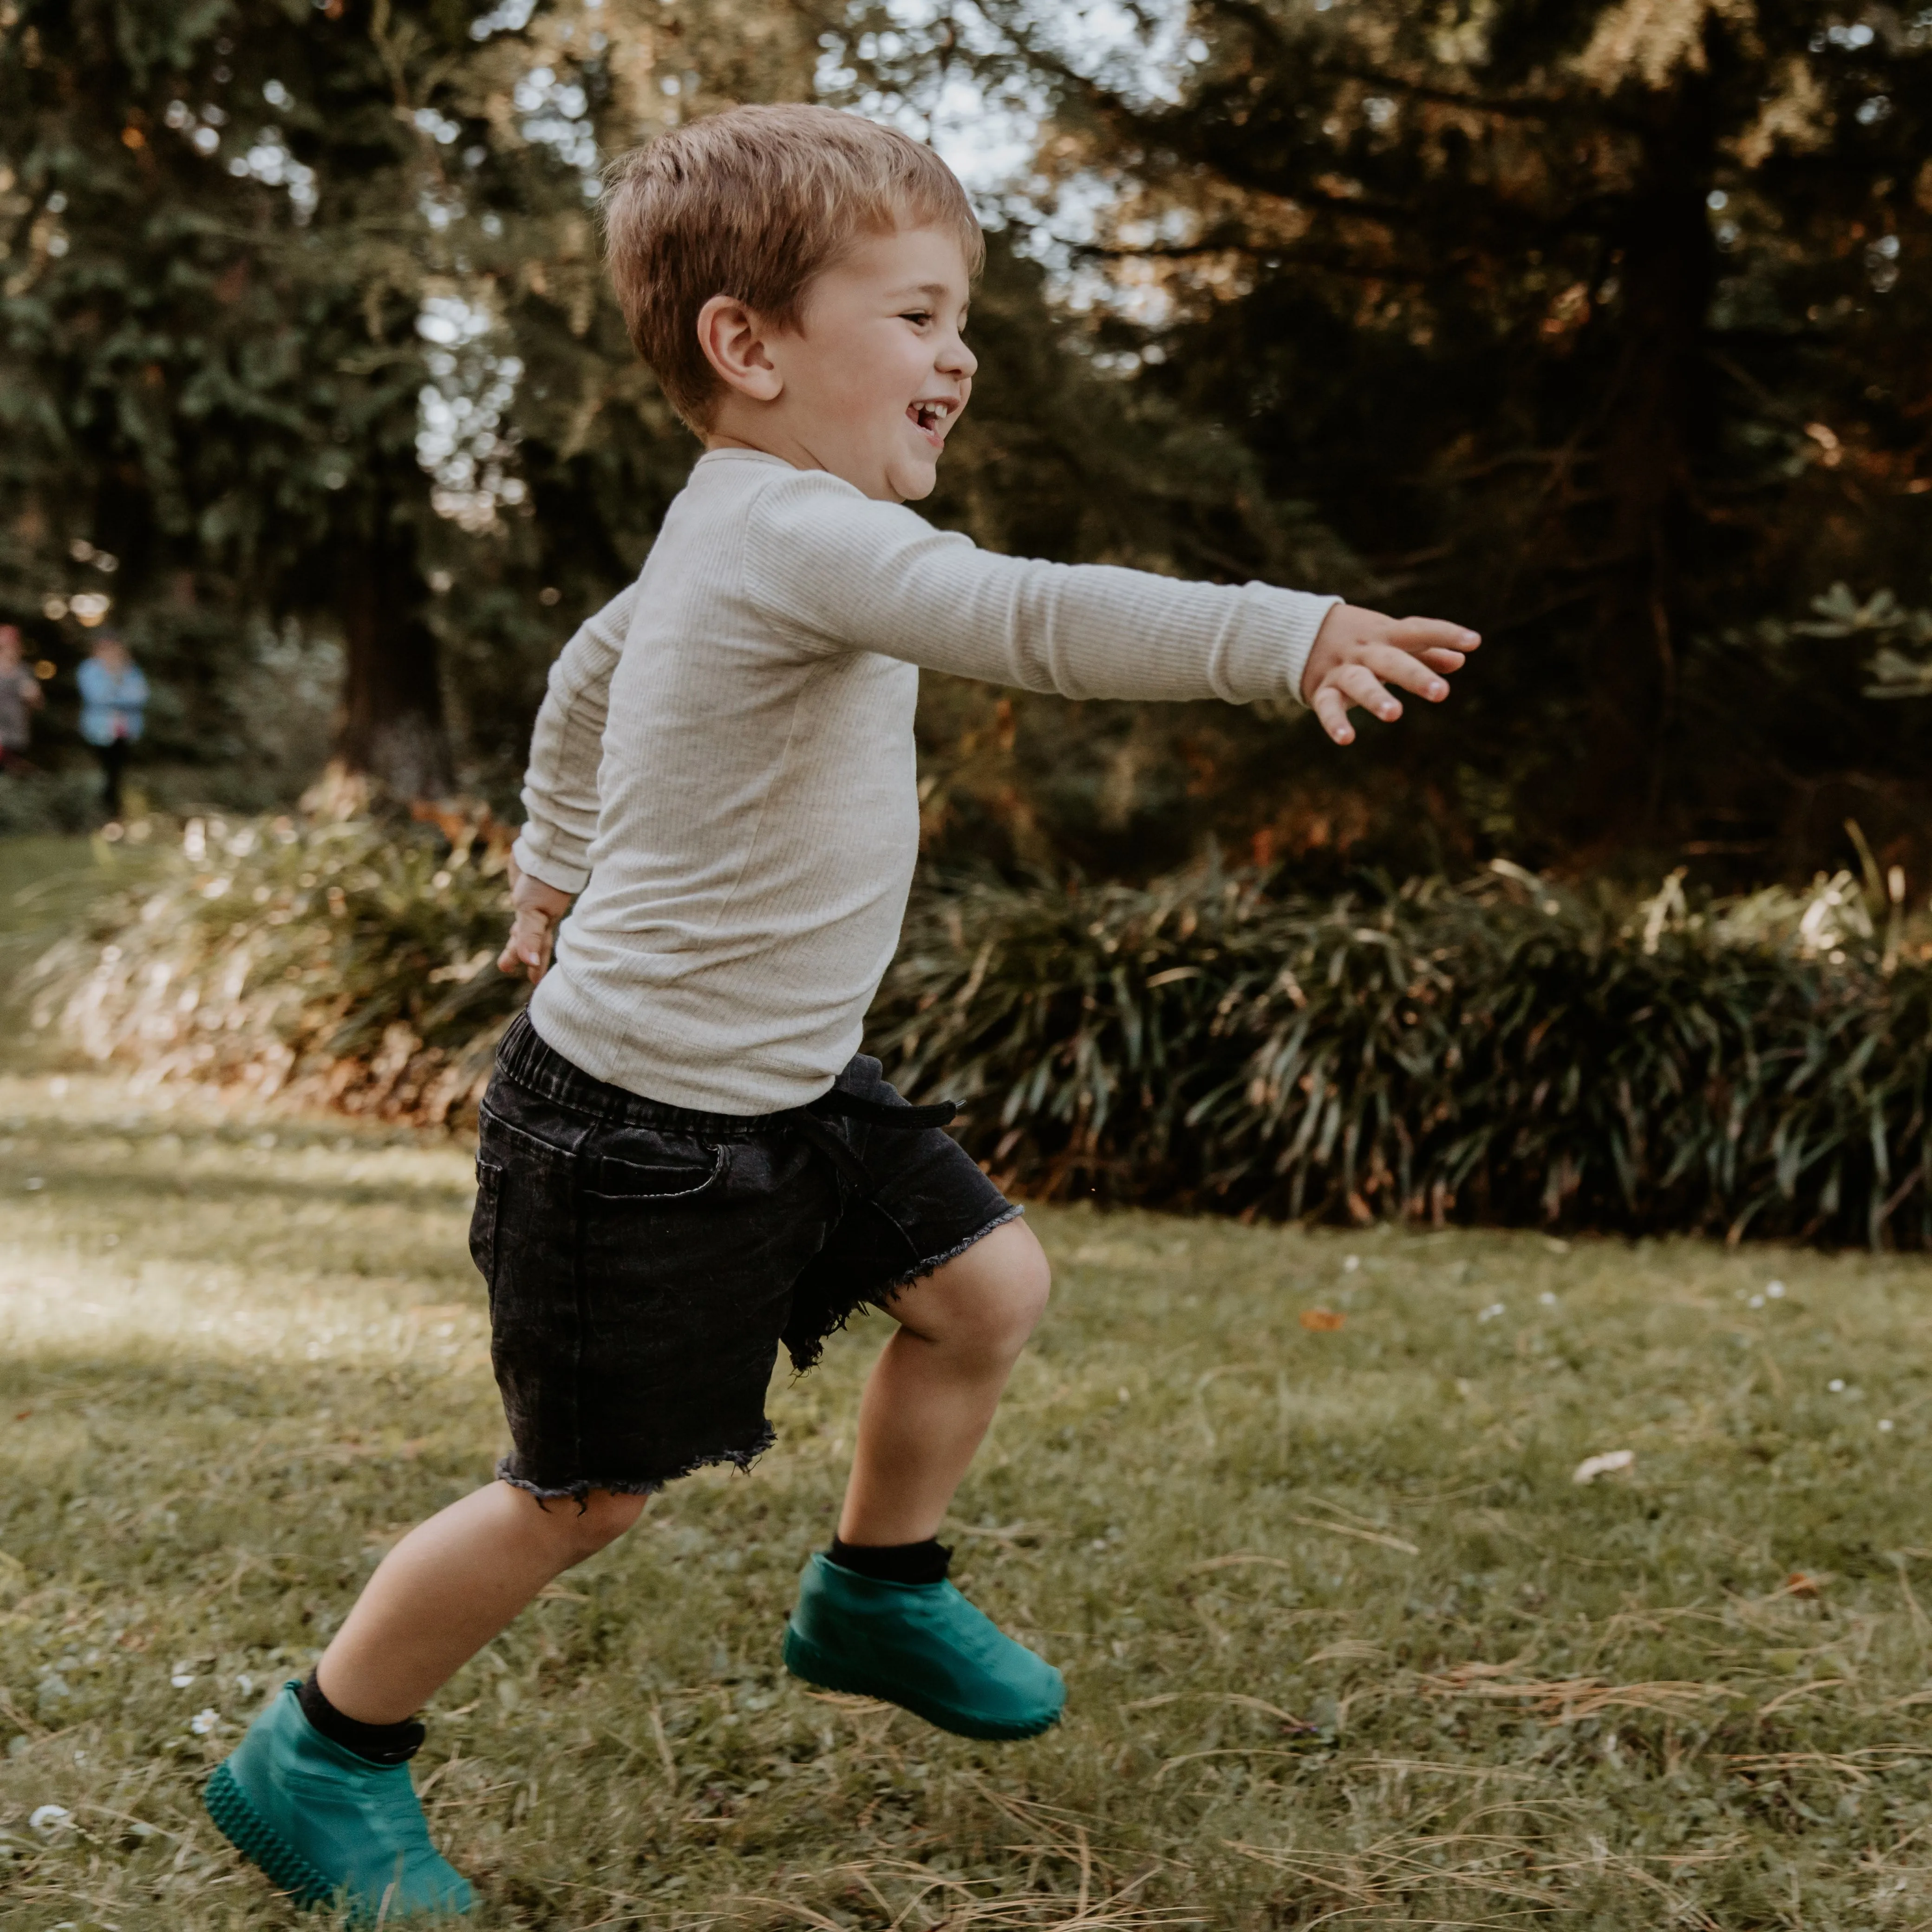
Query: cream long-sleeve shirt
513 448 1337 1114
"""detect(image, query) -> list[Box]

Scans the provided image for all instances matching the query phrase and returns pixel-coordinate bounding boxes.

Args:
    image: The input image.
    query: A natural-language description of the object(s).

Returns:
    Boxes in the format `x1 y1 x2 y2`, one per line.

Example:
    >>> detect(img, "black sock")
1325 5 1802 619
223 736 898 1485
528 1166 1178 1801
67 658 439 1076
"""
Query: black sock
297 1672 426 1765
828 1536 952 1585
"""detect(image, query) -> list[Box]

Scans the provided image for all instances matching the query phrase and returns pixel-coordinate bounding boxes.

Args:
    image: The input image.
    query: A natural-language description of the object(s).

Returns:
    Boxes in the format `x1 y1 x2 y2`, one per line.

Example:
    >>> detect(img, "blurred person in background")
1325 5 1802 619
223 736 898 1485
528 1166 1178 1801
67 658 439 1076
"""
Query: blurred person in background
0 624 43 774
76 630 149 822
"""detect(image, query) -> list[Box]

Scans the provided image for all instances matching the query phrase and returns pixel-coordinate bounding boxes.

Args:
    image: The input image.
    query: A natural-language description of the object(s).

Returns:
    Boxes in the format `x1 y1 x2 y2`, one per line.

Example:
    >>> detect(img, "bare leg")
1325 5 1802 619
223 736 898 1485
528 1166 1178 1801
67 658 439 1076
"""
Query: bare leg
314 1483 646 1725
837 1217 1050 1547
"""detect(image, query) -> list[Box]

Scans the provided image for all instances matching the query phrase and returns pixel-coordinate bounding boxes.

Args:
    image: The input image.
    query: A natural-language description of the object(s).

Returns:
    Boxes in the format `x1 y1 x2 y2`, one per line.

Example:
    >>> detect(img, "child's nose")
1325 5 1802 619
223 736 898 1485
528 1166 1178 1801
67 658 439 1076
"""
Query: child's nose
941 333 977 378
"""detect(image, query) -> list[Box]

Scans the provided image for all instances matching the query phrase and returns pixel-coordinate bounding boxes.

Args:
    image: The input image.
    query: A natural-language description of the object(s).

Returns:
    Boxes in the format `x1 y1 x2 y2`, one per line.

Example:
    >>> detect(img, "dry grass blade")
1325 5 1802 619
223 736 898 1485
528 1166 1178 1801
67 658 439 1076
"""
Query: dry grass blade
1284 1514 1420 1555
1420 1671 1729 1721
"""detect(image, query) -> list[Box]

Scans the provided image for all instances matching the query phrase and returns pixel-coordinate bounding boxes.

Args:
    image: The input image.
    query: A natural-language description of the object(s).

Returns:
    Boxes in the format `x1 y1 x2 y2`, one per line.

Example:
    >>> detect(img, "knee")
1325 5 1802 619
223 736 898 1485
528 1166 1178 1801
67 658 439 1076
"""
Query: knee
950 1223 1052 1363
1000 1233 1052 1345
532 1487 648 1566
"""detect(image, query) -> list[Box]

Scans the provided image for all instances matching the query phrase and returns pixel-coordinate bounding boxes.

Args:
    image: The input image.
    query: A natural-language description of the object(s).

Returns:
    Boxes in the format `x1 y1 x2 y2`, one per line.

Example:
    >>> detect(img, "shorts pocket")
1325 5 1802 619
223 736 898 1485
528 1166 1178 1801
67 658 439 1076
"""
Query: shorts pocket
470 1158 504 1295
583 1143 728 1203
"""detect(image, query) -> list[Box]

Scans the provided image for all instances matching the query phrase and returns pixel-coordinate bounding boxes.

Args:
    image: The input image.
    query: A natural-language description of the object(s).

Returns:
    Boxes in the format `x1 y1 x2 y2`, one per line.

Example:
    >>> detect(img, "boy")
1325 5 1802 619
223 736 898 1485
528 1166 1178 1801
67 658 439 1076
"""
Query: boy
207 104 1478 1919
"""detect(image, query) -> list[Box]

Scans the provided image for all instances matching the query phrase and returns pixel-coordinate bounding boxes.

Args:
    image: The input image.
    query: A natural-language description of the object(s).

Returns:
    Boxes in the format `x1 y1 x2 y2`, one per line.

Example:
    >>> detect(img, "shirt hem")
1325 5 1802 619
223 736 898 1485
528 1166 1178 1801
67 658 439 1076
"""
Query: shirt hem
526 980 848 1117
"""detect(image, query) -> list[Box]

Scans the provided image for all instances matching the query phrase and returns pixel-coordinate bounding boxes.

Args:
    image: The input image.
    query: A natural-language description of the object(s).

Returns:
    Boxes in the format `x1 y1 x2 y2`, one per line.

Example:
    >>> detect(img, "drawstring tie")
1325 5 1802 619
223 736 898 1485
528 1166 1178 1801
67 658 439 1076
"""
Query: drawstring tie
791 1088 957 1201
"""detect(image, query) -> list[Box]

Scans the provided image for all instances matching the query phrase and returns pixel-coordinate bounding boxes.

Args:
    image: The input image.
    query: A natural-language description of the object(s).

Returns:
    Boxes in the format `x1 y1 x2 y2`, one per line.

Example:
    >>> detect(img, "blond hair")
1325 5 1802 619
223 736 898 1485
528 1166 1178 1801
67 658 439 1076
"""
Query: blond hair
602 104 983 431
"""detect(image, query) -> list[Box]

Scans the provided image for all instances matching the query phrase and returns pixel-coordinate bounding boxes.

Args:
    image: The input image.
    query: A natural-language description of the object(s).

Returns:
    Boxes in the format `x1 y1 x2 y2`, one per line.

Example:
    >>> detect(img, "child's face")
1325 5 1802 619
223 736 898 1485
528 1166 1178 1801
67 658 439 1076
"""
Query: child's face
732 223 976 503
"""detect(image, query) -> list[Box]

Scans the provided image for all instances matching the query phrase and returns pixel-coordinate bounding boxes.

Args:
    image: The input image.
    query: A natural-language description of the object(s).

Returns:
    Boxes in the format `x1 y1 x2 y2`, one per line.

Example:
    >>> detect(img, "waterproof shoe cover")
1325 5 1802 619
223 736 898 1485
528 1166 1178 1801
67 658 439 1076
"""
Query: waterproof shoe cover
203 1682 472 1922
783 1553 1065 1740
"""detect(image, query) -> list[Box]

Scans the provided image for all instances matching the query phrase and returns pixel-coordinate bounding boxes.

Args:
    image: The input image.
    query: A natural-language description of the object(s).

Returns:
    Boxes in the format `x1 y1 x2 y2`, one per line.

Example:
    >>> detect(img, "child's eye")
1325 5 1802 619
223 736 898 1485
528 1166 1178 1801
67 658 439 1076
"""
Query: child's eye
901 310 932 326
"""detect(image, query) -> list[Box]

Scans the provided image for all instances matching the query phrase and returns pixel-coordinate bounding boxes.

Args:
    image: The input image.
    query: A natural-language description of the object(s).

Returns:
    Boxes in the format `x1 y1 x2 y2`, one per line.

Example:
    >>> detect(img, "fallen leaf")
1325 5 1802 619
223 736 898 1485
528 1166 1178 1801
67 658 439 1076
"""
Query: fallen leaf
1300 1308 1345 1332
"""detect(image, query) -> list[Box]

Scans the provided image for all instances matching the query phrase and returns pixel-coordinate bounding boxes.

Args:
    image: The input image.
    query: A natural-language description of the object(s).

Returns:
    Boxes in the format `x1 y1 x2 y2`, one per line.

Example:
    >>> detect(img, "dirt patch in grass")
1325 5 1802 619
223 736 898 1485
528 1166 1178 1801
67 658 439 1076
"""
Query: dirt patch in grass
4 1071 1932 1926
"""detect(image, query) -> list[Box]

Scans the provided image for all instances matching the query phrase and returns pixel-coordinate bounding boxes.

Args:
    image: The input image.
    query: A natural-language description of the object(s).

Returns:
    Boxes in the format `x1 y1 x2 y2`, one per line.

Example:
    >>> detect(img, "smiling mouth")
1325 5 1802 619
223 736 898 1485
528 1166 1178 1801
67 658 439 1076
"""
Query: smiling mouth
907 398 956 446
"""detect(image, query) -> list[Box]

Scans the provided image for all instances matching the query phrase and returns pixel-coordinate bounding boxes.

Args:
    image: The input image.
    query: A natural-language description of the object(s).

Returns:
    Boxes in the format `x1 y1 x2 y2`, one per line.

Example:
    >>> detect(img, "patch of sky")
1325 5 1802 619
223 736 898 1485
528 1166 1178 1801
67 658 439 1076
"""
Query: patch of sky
415 294 527 531
169 97 316 219
819 0 1194 327
419 188 463 233
471 0 538 40
513 65 601 196
226 129 320 222
1867 230 1900 292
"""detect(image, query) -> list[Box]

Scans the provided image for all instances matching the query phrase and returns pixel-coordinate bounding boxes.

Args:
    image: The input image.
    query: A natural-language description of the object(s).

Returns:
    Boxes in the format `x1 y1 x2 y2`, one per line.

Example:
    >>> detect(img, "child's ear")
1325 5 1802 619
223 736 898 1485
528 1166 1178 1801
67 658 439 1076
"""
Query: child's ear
696 295 784 403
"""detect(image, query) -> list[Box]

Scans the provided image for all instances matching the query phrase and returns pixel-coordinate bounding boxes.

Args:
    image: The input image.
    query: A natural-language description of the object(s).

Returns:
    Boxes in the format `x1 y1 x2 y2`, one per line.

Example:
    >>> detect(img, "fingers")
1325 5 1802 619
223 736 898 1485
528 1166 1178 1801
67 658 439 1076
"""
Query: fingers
1386 617 1480 656
1360 643 1454 703
1309 651 1455 744
496 912 555 984
1312 685 1356 744
1308 613 1480 745
1334 662 1404 721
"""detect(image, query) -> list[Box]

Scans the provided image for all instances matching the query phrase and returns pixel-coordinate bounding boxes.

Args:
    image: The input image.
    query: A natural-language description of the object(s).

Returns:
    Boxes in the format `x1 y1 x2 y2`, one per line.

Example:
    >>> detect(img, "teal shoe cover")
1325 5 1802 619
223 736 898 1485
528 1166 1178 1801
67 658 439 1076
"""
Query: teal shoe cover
203 1683 472 1921
783 1552 1065 1740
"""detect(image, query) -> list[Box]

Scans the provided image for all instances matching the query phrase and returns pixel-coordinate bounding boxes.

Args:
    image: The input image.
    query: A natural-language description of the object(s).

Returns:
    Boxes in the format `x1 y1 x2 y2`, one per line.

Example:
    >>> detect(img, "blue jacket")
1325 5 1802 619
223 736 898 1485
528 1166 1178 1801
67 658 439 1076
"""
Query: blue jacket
76 657 149 746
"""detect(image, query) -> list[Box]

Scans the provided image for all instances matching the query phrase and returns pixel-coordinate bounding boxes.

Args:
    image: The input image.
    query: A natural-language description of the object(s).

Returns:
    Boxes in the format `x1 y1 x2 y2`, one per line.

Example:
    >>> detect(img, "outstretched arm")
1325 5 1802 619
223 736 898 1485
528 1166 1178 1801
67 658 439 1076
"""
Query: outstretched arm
501 583 638 983
745 475 1475 724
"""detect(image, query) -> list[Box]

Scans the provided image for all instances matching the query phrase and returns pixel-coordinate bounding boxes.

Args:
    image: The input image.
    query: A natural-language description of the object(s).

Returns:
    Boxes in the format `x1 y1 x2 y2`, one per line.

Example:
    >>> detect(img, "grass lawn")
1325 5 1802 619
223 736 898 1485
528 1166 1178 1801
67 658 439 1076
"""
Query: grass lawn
0 834 157 919
0 836 162 1054
4 1069 1932 1928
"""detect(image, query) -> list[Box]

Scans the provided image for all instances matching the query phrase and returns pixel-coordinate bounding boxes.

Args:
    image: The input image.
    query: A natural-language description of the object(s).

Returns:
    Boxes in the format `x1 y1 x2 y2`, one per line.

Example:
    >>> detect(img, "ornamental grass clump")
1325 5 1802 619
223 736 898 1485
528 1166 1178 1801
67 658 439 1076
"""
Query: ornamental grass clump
26 809 1932 1247
27 806 525 1122
869 862 1932 1249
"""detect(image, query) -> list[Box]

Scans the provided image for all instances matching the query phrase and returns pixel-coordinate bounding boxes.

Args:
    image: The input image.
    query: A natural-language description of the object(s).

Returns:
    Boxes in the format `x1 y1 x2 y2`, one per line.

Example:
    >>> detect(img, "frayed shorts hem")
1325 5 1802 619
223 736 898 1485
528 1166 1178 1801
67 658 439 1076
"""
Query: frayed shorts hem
880 1203 1026 1296
495 1423 777 1506
790 1204 1029 1377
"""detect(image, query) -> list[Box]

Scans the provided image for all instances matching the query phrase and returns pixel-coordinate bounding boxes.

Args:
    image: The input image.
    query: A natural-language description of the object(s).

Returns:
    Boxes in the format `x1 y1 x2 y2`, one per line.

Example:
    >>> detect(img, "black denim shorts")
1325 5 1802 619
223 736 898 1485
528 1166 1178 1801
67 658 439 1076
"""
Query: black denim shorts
468 1011 1021 1501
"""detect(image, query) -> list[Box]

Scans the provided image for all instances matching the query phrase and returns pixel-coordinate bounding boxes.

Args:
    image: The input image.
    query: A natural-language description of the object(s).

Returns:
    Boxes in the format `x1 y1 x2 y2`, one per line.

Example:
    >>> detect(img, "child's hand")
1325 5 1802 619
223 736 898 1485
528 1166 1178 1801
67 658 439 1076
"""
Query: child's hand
1301 603 1480 746
497 853 574 985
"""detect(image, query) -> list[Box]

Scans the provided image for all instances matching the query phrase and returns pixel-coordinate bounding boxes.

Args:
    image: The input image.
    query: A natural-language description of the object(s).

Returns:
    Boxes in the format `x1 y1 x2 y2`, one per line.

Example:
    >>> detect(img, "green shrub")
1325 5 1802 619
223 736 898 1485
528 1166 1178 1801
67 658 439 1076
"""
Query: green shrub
27 807 524 1121
28 811 1932 1247
875 864 1932 1248
0 769 106 837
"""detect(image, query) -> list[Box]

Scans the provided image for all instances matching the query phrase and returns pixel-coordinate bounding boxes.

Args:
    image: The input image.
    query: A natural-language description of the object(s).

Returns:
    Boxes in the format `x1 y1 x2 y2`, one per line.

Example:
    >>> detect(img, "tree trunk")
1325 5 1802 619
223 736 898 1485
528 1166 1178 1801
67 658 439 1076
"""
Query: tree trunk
333 518 453 801
1580 64 1719 845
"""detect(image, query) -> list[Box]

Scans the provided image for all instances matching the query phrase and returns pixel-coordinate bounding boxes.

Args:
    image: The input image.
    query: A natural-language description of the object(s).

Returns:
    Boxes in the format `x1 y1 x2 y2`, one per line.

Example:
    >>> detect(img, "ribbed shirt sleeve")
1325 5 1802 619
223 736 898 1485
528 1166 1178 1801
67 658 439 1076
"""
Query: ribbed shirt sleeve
512 583 640 895
744 470 1337 705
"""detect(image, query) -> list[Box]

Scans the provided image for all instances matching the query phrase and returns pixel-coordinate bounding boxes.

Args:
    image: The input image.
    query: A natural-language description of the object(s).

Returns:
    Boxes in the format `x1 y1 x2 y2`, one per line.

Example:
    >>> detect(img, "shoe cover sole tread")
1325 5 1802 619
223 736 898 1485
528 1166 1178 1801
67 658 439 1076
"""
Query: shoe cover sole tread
783 1627 1062 1741
203 1760 339 1910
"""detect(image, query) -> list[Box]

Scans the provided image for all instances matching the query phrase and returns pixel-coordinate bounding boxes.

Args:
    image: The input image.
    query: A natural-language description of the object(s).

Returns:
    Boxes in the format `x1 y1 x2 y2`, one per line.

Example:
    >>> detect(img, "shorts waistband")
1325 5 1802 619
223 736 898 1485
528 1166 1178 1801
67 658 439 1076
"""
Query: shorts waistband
494 1009 809 1135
